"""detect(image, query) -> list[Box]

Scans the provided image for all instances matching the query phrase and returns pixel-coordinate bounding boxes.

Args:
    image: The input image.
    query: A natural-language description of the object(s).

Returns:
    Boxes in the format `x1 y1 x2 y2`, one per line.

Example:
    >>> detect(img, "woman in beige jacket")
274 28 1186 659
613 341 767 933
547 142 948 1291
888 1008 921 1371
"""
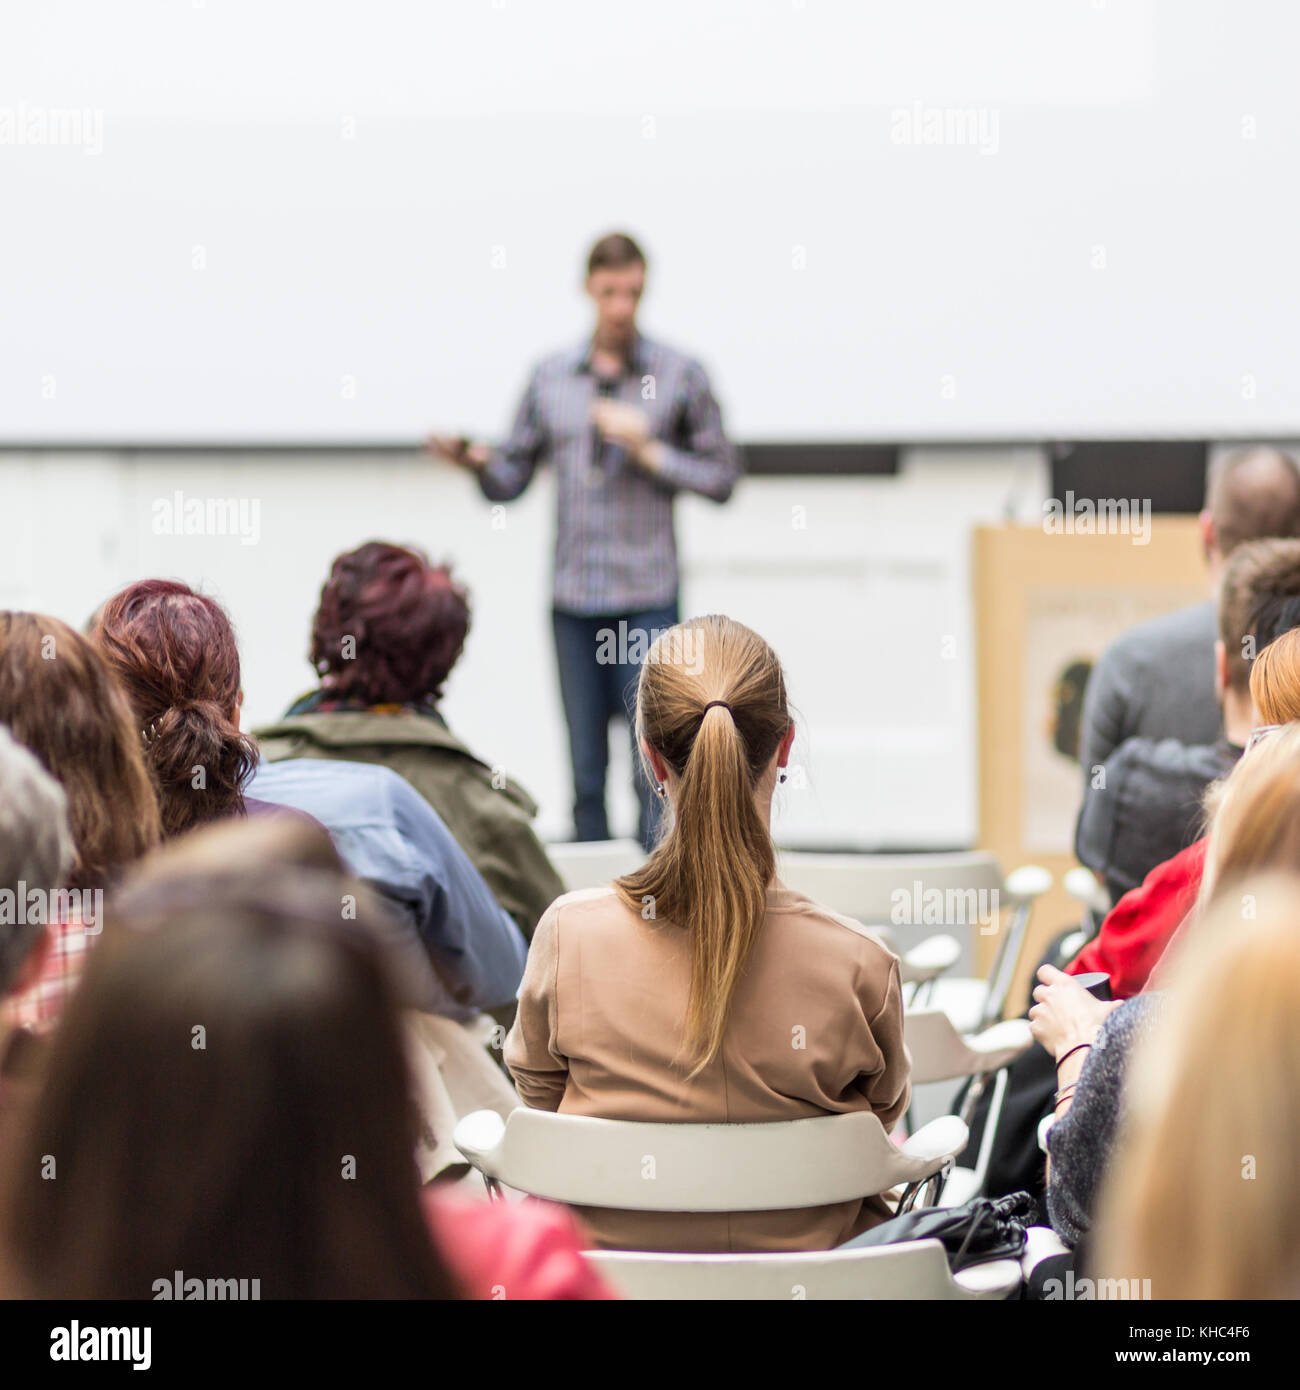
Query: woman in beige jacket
505 614 910 1254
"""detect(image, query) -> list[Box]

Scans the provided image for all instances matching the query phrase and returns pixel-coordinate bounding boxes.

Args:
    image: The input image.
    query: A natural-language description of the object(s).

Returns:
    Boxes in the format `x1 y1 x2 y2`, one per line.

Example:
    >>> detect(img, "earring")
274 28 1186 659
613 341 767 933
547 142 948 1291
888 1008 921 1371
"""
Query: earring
778 771 787 784
655 781 667 798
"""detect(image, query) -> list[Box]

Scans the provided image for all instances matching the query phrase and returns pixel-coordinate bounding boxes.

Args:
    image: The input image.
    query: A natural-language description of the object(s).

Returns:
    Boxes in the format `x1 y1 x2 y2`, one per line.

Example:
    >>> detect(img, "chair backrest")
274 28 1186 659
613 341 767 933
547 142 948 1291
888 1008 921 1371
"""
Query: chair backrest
903 1011 1033 1086
586 1239 980 1300
453 1107 954 1212
775 850 1005 934
773 850 1049 1031
545 838 645 893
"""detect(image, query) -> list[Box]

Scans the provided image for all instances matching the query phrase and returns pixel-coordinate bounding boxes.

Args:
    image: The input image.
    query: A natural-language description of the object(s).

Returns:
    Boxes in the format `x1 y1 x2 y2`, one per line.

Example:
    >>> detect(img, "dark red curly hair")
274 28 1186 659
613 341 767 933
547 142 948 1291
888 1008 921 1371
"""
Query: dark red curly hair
310 542 470 706
91 580 258 838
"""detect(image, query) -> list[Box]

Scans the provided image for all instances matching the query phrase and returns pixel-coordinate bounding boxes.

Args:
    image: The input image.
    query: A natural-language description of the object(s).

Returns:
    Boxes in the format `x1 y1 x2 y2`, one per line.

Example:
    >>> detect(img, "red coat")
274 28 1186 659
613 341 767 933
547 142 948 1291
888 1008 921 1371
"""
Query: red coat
423 1187 617 1300
1066 838 1206 998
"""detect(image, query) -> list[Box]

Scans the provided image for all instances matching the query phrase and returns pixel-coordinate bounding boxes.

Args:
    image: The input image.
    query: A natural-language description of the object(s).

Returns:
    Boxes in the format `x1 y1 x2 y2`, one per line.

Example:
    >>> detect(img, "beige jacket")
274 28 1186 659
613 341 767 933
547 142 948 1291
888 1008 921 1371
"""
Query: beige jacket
504 881 911 1253
404 1012 519 1183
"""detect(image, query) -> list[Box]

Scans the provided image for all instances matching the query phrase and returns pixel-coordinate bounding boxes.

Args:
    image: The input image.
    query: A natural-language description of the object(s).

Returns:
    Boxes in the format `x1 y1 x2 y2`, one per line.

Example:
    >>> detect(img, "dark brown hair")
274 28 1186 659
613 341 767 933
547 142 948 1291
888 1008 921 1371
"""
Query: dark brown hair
586 232 646 276
0 612 161 890
615 615 790 1074
0 863 461 1299
310 542 470 706
1217 538 1300 691
92 580 259 837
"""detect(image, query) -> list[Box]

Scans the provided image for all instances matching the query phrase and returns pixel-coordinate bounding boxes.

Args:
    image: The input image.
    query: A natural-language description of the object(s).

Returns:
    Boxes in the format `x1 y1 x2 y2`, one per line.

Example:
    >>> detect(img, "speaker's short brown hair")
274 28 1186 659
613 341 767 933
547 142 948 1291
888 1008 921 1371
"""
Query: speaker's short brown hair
586 232 646 276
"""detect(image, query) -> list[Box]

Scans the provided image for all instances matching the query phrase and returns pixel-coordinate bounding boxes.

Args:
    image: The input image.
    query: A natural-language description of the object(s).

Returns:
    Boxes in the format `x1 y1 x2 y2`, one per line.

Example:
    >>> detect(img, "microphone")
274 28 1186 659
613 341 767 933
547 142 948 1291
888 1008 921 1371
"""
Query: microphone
592 375 627 476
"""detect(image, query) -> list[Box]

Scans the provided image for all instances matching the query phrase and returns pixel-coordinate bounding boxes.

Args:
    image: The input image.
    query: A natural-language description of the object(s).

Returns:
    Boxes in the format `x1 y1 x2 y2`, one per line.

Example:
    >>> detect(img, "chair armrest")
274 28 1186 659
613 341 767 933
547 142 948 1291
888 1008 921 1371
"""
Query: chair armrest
1021 1224 1070 1283
1037 1113 1055 1155
452 1108 507 1174
952 1256 1023 1300
899 933 962 985
1063 866 1109 916
900 1114 969 1166
963 1018 1034 1071
1002 864 1052 904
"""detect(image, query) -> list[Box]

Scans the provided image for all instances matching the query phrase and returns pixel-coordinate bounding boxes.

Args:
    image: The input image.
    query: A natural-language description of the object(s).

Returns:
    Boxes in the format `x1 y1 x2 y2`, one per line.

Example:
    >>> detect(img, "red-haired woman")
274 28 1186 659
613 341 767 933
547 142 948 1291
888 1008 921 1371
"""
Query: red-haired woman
90 580 264 837
255 541 564 941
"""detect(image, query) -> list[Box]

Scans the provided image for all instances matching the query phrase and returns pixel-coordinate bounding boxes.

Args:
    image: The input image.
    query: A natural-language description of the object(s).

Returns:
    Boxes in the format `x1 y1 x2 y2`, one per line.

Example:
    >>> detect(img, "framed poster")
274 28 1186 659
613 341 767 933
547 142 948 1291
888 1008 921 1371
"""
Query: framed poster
973 518 1207 1007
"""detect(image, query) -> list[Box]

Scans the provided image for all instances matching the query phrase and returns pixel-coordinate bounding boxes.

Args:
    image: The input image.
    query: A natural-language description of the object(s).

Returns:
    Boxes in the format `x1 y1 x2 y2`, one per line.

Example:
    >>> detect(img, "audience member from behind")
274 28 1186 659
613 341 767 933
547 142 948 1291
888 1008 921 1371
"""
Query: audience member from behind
1073 538 1300 907
1247 620 1300 725
255 541 564 939
113 815 521 1183
1032 723 1300 1256
0 860 612 1300
0 728 73 1081
0 614 162 1032
1094 874 1300 1298
1077 446 1300 780
91 581 264 836
91 577 527 1023
506 615 910 1254
0 613 161 890
1066 536 1300 996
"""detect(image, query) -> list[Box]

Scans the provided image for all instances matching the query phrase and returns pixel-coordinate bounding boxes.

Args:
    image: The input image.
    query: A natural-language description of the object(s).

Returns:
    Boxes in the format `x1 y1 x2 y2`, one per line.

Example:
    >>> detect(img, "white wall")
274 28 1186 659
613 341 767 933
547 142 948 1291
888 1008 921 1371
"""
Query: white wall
5 0 1300 442
0 450 1049 848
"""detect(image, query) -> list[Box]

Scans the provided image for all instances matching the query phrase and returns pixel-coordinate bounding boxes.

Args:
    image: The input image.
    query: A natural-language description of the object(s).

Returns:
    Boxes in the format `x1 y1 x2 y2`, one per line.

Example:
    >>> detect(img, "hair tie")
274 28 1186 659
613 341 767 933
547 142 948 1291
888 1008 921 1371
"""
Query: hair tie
702 700 733 717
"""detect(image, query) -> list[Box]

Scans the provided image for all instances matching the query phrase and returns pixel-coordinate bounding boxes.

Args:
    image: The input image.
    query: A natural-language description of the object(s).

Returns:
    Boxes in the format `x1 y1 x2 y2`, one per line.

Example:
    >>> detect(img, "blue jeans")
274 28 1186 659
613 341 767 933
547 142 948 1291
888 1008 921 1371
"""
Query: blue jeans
552 600 680 850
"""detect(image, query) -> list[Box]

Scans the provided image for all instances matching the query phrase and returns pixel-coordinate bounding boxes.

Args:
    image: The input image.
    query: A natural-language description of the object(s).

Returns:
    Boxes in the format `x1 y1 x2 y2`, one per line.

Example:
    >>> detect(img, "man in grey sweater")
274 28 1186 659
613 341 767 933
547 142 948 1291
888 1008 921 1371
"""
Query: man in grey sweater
1070 540 1300 905
1078 446 1300 783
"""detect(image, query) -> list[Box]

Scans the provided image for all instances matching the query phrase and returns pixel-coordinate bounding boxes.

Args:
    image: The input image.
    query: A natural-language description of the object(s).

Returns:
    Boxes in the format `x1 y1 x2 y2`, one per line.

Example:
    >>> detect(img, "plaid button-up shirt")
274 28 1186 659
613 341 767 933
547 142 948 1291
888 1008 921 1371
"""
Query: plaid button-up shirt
477 333 740 616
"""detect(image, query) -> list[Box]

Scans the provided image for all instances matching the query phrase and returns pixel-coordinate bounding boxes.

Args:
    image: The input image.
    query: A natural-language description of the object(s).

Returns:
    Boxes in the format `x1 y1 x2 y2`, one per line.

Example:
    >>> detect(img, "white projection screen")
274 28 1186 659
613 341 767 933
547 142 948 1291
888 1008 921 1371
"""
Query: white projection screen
2 0 1298 445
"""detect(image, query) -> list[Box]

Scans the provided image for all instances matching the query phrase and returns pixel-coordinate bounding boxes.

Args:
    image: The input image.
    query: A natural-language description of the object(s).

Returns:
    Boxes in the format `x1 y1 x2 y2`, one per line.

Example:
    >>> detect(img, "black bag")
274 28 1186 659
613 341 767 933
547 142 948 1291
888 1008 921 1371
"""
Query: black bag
847 1191 1036 1272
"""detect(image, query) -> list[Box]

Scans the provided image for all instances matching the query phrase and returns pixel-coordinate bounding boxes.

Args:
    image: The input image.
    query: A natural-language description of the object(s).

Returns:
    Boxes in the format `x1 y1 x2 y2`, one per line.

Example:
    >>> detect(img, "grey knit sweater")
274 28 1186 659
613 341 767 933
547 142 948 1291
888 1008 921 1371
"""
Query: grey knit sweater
1045 992 1162 1248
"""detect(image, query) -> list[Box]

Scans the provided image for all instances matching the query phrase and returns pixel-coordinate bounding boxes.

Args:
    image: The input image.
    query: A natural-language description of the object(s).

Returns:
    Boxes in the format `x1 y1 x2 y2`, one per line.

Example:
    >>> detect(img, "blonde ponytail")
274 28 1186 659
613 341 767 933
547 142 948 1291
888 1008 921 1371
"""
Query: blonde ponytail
615 616 789 1075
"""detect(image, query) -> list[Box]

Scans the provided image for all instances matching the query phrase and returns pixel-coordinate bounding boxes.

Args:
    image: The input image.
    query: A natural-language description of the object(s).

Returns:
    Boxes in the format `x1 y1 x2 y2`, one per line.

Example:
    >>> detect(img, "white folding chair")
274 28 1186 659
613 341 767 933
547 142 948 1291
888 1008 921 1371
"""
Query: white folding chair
1022 1126 1071 1285
544 838 646 893
913 865 1051 1033
1021 1225 1070 1285
774 850 1051 1031
774 850 984 991
452 1107 1020 1298
587 1240 1020 1301
903 1010 1035 1207
1060 865 1108 961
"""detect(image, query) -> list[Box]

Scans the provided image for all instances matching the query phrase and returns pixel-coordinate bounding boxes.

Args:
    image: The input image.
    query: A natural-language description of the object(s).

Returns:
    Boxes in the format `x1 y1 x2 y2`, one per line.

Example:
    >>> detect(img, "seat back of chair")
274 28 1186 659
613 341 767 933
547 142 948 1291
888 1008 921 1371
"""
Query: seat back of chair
904 1008 981 1086
586 1239 973 1300
458 1108 948 1212
775 850 1004 933
545 838 646 893
775 851 1049 1034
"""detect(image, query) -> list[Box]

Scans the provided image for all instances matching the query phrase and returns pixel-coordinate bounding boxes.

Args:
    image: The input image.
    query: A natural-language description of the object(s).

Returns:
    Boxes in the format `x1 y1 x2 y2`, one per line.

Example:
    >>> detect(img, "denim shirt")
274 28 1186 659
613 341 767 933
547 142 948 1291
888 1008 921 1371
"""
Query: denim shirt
248 758 527 1018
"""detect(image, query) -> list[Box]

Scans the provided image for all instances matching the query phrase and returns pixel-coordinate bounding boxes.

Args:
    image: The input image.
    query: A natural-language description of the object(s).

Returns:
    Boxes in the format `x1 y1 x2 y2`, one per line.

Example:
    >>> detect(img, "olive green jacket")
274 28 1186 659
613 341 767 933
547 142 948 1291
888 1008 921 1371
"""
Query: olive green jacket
254 709 564 941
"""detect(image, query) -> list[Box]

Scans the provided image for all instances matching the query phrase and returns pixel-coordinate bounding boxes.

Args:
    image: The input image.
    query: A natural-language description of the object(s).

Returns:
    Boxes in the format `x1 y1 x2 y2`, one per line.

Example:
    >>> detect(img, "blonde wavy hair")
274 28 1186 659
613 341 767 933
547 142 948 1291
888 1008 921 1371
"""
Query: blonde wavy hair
1196 722 1300 913
1095 873 1300 1298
